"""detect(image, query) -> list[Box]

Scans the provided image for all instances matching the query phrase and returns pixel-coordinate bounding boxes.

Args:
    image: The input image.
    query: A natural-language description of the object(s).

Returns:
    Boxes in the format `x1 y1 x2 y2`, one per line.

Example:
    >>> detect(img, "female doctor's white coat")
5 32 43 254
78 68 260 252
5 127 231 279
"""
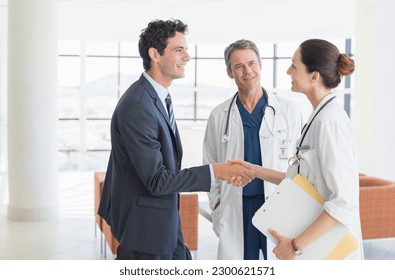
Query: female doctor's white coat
203 90 303 260
286 94 364 259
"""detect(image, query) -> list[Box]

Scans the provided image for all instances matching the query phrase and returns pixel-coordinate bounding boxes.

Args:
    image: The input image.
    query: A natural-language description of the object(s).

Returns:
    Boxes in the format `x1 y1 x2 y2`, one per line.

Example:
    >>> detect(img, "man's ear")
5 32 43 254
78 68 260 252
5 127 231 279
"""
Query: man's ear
148 47 159 62
227 70 234 79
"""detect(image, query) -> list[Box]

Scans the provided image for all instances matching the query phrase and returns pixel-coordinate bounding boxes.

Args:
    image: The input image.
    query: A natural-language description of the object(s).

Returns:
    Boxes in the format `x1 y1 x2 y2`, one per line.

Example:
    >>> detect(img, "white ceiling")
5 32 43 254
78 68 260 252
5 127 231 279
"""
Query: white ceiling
1 0 356 43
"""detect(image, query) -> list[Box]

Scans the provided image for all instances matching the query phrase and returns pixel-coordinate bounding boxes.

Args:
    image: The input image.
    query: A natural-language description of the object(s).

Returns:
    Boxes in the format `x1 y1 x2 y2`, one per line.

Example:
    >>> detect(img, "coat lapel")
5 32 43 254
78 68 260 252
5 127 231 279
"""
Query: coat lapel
139 75 183 164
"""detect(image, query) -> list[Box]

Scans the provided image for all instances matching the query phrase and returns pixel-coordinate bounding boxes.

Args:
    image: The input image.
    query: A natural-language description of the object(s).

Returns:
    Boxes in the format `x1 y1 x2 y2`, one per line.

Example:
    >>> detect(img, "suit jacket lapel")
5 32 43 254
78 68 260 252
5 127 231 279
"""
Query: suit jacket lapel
139 74 183 164
174 124 183 166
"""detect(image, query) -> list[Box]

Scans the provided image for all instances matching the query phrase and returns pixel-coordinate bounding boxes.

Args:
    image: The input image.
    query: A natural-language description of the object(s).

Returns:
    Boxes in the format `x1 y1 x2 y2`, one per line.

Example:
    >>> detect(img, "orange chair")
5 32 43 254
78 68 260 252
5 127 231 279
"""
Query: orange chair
94 172 119 258
94 172 199 258
359 175 395 239
179 193 199 253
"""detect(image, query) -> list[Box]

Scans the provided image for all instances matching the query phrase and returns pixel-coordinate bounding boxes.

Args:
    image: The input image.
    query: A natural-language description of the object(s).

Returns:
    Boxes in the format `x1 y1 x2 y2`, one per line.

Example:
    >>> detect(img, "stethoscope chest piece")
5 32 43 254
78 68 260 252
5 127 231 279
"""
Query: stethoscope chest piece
288 155 301 168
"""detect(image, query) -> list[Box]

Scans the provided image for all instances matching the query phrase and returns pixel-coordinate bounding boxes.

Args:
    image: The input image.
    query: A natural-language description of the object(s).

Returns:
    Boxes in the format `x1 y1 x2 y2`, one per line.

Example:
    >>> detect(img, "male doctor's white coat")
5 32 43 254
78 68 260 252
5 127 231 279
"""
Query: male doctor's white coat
203 90 303 260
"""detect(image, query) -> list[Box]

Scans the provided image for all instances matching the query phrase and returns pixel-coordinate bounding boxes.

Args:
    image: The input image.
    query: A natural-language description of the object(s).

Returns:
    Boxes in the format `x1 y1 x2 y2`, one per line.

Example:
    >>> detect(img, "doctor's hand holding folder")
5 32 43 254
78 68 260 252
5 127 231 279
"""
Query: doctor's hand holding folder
227 160 359 260
252 173 359 260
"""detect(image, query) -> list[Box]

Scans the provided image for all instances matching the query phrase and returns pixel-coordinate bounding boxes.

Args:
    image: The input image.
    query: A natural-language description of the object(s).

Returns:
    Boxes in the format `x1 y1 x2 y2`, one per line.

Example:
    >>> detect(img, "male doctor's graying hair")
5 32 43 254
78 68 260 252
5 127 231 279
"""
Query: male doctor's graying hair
224 39 261 73
138 19 188 71
299 39 355 89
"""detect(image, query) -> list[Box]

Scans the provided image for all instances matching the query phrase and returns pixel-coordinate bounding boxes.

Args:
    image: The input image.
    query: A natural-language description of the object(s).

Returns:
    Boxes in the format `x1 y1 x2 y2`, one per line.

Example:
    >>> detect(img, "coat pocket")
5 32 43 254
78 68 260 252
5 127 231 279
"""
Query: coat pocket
299 148 317 184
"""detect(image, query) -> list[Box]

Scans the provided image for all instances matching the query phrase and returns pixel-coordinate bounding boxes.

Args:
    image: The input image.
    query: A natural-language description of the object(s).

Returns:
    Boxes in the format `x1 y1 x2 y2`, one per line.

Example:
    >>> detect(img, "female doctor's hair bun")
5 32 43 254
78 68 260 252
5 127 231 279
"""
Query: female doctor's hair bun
299 39 355 89
338 53 355 76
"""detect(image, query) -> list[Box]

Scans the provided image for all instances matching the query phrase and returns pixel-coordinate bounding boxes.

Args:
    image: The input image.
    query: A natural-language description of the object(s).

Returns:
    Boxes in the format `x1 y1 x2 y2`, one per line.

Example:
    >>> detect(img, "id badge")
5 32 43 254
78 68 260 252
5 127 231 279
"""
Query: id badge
278 139 288 160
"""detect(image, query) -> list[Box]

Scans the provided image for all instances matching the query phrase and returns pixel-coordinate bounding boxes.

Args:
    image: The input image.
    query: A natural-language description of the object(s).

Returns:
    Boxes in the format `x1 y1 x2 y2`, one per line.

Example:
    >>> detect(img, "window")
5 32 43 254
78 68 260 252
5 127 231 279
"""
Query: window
58 39 353 171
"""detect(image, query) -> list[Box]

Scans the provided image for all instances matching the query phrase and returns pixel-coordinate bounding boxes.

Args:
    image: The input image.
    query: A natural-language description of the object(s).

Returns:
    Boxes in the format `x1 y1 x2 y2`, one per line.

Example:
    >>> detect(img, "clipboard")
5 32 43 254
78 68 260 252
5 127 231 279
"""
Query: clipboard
252 174 358 260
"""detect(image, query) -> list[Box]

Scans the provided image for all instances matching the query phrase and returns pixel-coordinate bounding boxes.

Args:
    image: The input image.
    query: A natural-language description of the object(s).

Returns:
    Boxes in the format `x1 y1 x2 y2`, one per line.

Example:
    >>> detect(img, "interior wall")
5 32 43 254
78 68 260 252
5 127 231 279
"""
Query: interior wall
0 38 5 125
57 0 355 43
372 0 395 181
0 7 7 179
0 5 6 127
355 0 395 181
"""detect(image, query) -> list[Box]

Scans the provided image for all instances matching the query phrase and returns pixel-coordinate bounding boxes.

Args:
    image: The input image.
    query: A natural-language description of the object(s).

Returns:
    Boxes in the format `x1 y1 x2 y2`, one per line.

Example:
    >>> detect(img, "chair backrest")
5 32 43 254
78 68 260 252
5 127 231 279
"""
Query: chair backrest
359 175 395 239
179 193 199 251
94 172 106 230
359 175 394 187
95 172 200 253
94 171 119 255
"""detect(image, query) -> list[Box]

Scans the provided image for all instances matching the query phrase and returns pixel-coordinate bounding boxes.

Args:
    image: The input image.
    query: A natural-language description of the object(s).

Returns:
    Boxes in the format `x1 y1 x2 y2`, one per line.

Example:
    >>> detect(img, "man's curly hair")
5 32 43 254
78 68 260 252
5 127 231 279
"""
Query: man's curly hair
138 19 188 71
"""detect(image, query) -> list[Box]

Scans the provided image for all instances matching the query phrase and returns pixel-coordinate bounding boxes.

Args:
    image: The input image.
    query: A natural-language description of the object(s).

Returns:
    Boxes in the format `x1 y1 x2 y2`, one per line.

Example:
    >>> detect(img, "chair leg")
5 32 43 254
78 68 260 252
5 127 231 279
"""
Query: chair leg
100 230 104 255
103 236 107 258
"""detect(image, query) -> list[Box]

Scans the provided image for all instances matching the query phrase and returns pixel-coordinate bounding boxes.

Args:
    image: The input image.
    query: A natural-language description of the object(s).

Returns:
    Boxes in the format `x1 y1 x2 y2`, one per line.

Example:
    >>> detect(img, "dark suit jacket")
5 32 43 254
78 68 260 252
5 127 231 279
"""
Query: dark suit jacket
98 74 211 255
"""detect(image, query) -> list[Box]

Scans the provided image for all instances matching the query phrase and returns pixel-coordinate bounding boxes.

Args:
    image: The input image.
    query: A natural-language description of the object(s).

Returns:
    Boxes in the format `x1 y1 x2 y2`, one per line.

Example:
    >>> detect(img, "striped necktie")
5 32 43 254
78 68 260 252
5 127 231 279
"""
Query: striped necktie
165 93 177 135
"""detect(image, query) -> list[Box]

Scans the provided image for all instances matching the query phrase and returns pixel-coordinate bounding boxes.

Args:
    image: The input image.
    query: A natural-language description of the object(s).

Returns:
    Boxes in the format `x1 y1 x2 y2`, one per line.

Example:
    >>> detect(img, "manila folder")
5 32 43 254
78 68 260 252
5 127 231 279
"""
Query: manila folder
252 176 358 260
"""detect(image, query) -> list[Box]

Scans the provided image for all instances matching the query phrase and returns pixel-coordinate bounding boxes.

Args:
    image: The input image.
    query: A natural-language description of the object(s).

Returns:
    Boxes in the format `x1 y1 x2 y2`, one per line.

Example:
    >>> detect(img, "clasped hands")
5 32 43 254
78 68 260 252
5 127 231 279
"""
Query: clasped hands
213 160 255 187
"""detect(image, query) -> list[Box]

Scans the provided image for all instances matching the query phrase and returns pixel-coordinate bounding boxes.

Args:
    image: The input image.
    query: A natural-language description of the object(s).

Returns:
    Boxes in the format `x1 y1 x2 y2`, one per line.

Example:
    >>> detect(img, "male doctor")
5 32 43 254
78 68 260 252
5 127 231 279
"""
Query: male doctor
203 39 303 260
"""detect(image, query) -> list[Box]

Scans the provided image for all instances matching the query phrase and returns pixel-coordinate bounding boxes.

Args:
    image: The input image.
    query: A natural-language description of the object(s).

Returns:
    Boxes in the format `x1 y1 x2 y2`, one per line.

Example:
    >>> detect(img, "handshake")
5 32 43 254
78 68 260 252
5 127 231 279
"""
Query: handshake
213 160 256 187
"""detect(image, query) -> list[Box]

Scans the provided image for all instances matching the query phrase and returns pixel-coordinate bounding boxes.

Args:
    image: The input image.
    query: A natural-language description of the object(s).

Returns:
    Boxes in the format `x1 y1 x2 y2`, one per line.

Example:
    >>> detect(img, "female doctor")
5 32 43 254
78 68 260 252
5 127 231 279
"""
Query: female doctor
203 39 303 260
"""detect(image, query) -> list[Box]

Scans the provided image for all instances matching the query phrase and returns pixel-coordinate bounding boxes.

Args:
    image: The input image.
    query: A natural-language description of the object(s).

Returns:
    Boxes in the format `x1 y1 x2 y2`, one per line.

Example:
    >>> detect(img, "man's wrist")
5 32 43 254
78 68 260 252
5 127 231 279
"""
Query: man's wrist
212 163 221 179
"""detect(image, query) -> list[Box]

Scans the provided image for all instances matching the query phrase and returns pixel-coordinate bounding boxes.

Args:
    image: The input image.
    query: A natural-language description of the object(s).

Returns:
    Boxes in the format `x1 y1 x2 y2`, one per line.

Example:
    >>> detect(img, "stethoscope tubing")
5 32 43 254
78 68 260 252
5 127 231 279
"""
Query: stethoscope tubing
222 89 275 143
222 93 238 143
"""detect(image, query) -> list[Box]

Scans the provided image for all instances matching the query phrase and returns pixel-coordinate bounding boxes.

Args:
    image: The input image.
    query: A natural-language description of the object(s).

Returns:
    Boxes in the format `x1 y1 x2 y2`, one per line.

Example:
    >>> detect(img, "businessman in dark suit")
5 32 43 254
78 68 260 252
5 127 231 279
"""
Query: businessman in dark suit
98 19 254 260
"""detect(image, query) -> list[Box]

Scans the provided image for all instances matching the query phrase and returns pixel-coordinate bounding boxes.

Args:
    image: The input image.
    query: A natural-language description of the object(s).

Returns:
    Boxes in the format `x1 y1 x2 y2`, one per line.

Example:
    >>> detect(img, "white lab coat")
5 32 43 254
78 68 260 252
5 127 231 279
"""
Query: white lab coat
203 90 303 259
286 94 364 259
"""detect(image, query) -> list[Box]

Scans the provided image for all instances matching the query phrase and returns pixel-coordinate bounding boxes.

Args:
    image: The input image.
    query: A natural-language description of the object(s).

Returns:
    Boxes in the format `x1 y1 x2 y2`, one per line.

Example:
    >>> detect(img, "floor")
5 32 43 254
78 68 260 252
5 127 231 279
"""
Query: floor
0 172 218 260
0 172 394 260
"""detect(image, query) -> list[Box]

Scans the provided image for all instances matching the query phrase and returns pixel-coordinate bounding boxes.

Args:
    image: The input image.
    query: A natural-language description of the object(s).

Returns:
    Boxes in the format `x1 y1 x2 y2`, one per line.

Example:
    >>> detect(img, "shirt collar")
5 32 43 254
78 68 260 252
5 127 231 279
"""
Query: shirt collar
143 72 168 103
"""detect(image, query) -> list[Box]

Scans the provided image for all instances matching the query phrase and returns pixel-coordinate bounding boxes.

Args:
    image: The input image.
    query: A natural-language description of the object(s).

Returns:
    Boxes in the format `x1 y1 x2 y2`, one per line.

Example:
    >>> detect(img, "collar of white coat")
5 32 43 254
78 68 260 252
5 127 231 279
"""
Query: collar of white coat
223 88 283 112
305 92 336 124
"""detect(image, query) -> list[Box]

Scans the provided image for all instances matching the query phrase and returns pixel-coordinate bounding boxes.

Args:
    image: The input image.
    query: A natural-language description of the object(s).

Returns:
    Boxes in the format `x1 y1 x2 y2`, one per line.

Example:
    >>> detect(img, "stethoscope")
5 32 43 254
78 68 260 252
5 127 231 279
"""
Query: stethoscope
222 88 276 143
288 96 336 173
